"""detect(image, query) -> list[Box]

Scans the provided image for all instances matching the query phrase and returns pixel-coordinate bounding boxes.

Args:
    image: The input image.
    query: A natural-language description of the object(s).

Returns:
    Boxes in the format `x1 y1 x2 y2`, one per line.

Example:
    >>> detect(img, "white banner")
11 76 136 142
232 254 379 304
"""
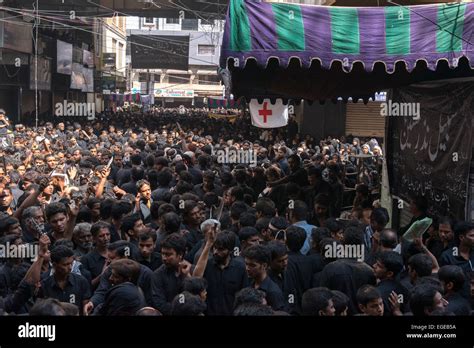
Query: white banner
249 99 288 128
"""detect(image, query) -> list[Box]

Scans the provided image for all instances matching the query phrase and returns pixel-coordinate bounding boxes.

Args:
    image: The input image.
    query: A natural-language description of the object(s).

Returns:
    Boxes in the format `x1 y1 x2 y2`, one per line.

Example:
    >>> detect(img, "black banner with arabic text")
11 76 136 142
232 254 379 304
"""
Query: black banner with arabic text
387 82 474 220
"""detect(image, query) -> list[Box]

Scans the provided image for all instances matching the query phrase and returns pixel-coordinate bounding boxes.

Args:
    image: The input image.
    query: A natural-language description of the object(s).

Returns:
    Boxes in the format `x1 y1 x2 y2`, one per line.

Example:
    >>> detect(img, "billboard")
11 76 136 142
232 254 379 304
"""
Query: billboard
70 63 86 90
130 35 189 70
30 57 52 91
83 50 94 68
82 68 94 93
57 40 73 75
155 88 194 98
0 13 32 54
103 53 116 68
73 47 83 64
387 83 474 219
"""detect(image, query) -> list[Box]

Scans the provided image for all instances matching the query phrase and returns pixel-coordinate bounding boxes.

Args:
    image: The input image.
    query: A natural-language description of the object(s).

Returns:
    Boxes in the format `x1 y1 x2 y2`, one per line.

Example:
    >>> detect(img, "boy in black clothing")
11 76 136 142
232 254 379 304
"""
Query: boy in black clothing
242 245 285 311
356 285 384 316
438 265 471 315
373 251 410 315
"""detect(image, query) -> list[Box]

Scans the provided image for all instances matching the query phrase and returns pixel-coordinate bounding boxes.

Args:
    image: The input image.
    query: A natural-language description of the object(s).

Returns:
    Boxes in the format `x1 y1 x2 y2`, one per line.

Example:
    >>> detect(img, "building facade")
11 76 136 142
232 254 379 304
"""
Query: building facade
126 17 224 107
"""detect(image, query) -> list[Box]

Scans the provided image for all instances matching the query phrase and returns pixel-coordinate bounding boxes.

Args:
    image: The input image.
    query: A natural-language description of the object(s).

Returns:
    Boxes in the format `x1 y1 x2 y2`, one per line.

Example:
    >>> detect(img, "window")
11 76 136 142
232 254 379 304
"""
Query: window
182 19 199 31
198 45 216 56
166 18 180 24
168 74 190 84
144 17 154 25
139 73 148 82
198 74 220 85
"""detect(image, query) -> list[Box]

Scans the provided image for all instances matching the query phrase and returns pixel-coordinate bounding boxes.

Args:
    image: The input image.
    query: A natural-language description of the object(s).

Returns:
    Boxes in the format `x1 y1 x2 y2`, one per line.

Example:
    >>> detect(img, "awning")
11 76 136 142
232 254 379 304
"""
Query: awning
220 0 474 101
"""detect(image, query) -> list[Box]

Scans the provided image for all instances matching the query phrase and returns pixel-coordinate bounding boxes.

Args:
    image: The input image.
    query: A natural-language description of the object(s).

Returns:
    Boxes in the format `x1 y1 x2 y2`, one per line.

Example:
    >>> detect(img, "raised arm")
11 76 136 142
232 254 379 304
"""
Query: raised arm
193 225 216 278
95 167 111 198
23 234 50 285
13 177 49 219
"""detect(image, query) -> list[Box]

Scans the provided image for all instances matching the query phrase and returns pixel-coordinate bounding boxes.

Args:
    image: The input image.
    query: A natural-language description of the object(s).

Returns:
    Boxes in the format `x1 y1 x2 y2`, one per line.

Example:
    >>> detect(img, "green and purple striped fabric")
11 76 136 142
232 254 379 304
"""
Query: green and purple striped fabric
221 0 473 72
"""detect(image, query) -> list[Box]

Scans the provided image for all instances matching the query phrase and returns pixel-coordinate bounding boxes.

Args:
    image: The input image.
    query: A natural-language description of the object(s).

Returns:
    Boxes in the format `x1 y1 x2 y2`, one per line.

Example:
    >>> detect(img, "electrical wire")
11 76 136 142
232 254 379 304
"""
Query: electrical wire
0 16 219 85
1 6 221 66
33 0 39 128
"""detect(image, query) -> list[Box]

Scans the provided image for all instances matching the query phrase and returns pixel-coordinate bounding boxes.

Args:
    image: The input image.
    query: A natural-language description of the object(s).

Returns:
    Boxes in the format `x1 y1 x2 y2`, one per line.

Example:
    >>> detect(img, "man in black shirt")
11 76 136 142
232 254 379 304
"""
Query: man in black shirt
20 206 45 244
402 253 433 291
268 154 309 189
356 285 384 316
193 229 248 315
284 226 323 315
398 195 428 237
319 227 376 314
438 265 472 315
439 222 474 299
96 258 146 316
410 284 448 316
193 171 223 201
373 251 410 315
84 241 154 314
440 222 474 275
136 231 162 271
242 244 285 311
303 166 331 212
429 216 456 260
182 200 204 251
80 221 111 289
267 241 288 292
120 213 146 247
151 233 192 315
301 287 335 316
37 246 91 314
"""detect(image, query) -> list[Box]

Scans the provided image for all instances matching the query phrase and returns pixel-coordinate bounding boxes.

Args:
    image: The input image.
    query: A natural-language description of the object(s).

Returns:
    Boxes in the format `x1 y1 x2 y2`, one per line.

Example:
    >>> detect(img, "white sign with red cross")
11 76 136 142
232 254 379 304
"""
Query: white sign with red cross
249 99 288 129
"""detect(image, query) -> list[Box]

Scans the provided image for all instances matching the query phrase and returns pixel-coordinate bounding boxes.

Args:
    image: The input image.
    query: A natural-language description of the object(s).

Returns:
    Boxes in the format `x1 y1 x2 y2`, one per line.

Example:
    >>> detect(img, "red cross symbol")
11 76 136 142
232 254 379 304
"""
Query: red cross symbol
258 102 272 123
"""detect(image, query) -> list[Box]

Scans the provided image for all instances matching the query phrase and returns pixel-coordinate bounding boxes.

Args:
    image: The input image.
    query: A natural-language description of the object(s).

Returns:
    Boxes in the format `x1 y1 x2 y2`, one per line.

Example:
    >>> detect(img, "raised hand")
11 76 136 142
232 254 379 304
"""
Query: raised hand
178 260 192 277
67 166 77 180
38 234 50 254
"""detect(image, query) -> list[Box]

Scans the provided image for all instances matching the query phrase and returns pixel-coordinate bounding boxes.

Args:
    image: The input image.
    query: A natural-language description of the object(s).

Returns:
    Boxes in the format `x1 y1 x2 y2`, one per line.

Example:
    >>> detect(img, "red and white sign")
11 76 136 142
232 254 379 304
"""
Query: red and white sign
249 99 288 128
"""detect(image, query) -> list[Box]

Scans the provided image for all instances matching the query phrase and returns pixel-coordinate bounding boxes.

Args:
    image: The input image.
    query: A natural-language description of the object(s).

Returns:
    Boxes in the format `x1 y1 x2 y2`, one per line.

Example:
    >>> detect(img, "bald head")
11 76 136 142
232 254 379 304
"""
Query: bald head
380 229 398 250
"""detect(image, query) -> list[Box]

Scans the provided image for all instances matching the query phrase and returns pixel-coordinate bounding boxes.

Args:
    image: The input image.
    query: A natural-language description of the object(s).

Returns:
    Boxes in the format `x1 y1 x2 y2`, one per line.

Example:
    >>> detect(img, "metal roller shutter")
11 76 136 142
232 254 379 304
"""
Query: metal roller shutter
345 102 385 138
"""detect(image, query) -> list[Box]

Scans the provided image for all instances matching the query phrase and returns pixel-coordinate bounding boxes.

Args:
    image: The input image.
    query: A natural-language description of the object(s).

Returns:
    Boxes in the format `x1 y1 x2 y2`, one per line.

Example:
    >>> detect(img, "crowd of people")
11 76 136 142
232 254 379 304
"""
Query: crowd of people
0 106 472 316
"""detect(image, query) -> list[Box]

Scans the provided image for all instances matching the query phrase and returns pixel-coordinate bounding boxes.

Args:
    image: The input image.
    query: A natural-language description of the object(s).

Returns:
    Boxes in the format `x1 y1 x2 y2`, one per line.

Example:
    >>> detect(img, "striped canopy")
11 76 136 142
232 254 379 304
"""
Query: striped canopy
221 0 474 73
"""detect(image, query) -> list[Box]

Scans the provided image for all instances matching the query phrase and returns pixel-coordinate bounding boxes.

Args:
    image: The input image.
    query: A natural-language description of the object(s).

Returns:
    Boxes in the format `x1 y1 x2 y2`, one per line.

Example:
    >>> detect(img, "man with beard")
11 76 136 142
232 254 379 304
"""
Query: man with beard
193 171 223 201
80 221 111 289
182 200 204 251
193 228 248 315
440 222 474 300
20 206 45 244
72 223 93 260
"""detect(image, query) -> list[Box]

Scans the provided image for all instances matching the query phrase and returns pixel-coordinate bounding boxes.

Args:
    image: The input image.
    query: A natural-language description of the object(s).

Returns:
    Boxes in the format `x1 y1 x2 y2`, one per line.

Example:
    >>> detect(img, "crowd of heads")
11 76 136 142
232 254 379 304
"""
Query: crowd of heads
0 107 472 316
